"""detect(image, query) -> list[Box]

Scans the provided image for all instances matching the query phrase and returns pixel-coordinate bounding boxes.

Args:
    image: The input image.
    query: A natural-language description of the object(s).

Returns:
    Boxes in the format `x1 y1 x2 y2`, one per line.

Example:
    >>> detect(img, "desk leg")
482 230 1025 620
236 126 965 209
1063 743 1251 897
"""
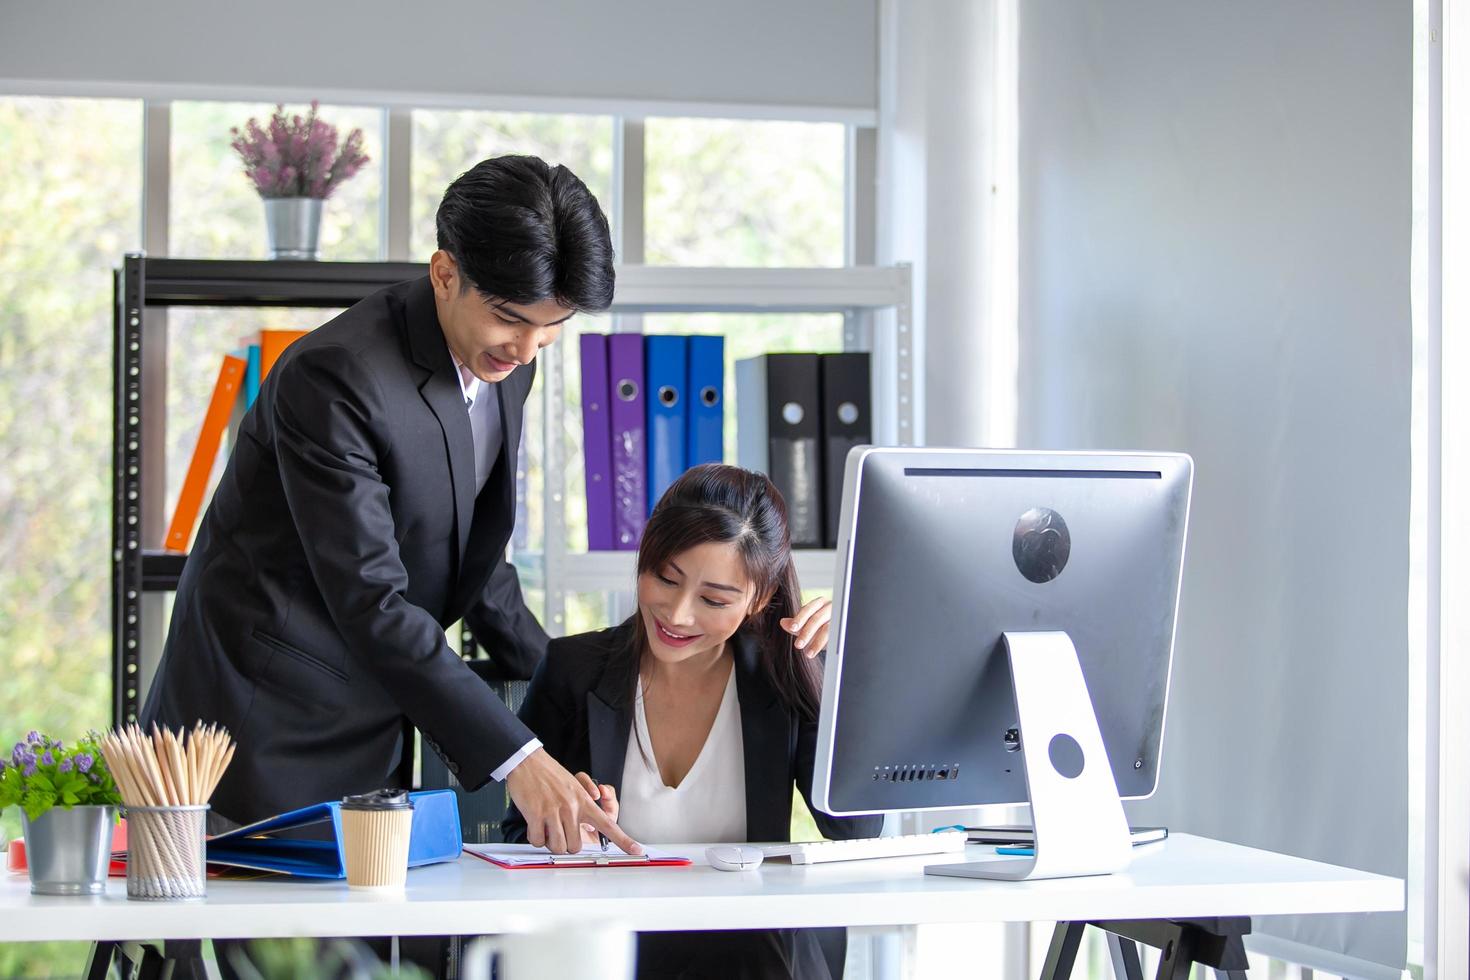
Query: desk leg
113 939 211 980
1091 919 1250 980
123 940 165 980
1039 922 1085 980
84 941 117 980
1153 928 1197 980
1107 934 1144 980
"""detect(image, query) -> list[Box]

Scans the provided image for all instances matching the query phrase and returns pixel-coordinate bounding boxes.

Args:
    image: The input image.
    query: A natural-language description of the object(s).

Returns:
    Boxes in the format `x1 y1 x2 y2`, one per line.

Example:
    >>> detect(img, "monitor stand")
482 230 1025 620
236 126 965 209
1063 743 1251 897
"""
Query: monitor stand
925 630 1133 881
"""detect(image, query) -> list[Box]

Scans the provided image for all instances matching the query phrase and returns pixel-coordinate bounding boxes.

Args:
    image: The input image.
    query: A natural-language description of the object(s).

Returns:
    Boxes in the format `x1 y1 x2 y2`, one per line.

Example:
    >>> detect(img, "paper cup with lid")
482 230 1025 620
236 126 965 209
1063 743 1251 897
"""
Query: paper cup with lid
340 789 414 889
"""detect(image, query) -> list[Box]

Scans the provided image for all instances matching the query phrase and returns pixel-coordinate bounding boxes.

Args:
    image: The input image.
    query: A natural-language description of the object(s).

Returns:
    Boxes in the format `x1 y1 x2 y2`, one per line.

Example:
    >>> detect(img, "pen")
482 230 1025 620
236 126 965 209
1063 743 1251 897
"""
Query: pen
594 776 612 852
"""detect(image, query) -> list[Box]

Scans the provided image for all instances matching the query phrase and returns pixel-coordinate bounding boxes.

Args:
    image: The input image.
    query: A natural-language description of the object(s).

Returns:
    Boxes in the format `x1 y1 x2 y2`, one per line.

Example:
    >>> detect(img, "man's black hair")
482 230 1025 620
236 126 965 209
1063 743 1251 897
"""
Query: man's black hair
435 155 615 313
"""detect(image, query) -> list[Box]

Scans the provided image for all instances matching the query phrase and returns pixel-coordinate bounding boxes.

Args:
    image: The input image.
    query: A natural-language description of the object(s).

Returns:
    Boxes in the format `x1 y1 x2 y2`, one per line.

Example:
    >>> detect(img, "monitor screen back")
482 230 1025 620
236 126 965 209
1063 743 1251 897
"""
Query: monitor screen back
815 448 1192 815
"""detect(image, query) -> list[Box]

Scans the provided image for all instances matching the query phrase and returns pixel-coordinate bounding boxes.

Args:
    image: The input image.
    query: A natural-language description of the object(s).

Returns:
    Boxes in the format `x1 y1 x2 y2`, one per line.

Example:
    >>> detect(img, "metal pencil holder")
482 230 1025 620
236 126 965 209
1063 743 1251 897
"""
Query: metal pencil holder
124 804 209 901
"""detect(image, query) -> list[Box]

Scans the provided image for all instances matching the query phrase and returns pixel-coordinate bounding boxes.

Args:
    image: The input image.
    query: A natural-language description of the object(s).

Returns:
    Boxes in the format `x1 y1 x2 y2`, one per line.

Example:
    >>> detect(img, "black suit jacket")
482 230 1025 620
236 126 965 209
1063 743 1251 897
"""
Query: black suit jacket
502 620 883 846
141 277 548 825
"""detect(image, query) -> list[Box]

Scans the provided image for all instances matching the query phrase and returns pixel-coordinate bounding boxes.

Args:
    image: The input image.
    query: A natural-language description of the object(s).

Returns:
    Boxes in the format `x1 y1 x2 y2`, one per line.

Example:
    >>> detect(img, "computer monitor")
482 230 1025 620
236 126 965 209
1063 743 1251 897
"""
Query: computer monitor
811 448 1192 880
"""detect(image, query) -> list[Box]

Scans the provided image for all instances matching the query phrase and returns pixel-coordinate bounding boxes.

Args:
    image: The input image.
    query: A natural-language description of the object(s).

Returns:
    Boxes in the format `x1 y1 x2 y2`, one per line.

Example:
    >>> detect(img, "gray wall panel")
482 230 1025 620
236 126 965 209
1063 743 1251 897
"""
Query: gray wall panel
1018 2 1410 973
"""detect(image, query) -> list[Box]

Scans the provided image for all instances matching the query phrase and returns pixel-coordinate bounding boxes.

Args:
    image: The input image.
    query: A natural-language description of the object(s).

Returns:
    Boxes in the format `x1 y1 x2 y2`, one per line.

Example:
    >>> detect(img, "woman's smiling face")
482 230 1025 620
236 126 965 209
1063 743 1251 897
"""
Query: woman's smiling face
637 541 757 666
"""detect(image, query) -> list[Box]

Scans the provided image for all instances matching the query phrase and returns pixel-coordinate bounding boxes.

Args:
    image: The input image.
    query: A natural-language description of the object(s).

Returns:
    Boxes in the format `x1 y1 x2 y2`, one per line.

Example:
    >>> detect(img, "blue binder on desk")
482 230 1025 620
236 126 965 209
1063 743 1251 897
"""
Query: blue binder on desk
205 789 462 879
687 335 724 467
645 335 688 511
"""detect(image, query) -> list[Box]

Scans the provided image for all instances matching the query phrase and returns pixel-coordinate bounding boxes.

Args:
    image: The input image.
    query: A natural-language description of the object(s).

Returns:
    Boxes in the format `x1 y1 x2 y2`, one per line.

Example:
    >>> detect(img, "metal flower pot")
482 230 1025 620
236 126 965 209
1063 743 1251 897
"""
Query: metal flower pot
20 805 116 895
263 197 324 260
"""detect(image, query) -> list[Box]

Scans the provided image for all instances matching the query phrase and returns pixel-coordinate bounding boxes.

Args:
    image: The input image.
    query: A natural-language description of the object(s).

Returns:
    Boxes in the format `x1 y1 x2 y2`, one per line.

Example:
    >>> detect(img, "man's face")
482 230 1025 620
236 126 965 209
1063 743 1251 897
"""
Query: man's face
429 250 574 383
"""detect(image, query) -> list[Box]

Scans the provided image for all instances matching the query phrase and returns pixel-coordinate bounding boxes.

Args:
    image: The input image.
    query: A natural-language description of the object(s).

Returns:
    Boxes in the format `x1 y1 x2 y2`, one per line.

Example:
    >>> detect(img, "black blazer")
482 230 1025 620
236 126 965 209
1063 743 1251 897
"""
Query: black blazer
503 620 883 846
141 277 548 824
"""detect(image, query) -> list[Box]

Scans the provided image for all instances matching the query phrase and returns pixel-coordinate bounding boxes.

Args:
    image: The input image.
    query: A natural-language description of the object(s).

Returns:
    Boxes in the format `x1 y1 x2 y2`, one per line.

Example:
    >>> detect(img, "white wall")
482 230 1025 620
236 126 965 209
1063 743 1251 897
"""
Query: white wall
0 0 878 117
1018 2 1411 975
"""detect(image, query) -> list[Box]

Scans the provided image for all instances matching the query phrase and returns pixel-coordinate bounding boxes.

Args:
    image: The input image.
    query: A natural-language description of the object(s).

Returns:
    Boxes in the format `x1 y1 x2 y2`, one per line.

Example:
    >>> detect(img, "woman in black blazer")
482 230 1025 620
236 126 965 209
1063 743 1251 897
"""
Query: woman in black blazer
503 464 883 980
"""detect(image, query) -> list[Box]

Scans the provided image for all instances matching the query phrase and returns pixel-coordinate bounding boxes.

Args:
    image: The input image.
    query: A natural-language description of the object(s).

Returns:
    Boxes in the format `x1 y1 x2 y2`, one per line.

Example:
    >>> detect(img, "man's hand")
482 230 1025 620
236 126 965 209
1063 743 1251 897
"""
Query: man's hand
504 748 643 855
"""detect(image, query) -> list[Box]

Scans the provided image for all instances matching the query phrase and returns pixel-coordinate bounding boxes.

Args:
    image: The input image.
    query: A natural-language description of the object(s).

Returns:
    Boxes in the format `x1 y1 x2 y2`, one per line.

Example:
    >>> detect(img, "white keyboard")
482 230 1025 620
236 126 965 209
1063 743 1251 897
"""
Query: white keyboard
761 831 968 865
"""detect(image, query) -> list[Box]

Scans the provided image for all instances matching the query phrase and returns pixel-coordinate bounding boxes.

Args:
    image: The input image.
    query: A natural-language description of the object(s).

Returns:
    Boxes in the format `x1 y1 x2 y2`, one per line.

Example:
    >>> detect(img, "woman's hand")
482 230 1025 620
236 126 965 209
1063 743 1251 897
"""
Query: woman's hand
780 596 832 659
575 771 619 849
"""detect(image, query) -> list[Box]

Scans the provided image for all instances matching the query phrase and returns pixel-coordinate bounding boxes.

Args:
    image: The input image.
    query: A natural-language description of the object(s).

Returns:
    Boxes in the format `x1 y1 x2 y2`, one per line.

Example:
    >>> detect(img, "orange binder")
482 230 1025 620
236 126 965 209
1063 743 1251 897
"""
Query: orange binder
163 353 247 553
259 329 308 380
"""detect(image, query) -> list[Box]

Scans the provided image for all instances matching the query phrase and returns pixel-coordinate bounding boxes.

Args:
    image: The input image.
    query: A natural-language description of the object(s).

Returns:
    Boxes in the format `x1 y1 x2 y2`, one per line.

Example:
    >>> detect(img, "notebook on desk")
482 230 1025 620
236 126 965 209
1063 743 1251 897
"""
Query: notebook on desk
466 842 692 870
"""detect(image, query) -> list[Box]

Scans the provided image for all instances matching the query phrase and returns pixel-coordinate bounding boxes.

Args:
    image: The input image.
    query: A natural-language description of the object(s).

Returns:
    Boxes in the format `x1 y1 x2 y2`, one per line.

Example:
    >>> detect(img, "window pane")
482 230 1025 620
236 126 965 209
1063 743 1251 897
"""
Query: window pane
411 110 615 260
0 95 141 831
171 101 383 260
645 118 846 267
565 592 616 637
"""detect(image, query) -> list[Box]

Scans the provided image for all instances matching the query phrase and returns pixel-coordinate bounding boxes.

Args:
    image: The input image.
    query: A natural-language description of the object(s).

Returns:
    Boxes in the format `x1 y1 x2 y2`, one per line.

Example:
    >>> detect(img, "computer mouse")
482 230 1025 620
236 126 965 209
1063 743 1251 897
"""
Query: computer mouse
705 845 764 872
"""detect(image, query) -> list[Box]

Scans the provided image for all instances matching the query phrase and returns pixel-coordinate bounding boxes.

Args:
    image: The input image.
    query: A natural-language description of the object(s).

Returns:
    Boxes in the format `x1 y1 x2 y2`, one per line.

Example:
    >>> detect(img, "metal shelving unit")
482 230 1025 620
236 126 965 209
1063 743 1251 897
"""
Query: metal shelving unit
111 256 427 726
111 255 913 723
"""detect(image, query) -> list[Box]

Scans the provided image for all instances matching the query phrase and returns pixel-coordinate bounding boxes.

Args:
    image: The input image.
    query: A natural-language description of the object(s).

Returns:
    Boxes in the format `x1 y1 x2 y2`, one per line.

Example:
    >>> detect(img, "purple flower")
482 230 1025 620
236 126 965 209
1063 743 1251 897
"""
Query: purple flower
59 758 73 773
22 762 36 777
231 102 369 200
75 754 94 773
25 731 41 745
11 744 33 768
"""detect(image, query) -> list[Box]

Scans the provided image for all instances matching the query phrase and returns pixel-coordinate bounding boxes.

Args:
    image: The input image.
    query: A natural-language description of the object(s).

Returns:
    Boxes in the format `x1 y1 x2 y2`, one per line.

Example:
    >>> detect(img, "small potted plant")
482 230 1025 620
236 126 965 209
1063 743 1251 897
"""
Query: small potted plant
230 101 370 260
0 731 121 895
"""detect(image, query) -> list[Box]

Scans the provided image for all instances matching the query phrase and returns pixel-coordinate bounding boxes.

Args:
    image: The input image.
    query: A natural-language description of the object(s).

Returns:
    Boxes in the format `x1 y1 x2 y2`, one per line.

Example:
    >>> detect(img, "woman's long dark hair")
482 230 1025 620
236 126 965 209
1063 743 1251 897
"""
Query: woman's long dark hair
613 463 823 722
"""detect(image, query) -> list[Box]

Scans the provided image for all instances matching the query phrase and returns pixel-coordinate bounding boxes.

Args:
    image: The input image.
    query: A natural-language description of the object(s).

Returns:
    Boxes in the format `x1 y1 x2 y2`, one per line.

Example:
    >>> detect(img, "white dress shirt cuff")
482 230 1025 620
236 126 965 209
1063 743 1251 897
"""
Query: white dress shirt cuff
490 738 542 782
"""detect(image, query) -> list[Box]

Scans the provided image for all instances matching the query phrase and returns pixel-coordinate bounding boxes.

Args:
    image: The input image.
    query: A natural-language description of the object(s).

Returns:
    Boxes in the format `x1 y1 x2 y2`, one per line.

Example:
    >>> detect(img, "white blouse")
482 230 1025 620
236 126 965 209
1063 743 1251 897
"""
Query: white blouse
617 668 748 845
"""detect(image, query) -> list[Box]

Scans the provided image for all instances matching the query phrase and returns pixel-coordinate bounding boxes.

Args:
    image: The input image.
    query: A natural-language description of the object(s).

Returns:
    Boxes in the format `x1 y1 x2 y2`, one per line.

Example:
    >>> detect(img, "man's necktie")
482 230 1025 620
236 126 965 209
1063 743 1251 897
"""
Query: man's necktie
459 363 489 489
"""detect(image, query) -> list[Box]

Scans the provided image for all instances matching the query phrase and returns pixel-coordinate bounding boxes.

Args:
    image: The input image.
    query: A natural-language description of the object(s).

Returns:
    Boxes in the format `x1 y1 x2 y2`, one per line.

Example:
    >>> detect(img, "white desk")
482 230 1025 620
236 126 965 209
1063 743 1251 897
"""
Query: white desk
0 835 1402 973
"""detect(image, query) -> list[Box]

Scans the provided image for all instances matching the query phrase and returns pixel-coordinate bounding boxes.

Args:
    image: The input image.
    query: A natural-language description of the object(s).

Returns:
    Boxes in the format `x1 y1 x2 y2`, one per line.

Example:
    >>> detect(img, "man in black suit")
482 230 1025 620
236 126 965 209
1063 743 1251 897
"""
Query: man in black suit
142 155 637 856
